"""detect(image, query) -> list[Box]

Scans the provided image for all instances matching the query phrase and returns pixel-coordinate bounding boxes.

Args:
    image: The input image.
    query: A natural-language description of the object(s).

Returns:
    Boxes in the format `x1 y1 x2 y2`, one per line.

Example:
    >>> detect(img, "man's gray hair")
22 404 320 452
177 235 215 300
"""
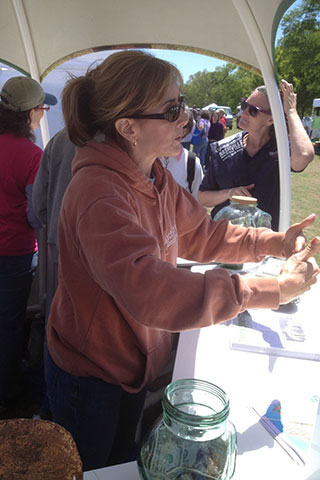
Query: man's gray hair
255 85 268 101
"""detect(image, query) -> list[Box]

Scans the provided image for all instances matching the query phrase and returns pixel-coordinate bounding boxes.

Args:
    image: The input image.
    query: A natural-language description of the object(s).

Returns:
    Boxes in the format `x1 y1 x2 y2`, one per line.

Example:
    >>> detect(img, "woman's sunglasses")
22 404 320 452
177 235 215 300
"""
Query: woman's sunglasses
240 98 271 117
34 105 50 111
127 95 186 123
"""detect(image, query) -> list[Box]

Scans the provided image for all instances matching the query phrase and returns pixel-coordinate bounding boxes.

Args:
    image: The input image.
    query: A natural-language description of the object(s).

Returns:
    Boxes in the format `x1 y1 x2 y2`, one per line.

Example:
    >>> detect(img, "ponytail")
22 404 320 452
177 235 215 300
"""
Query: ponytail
62 75 95 146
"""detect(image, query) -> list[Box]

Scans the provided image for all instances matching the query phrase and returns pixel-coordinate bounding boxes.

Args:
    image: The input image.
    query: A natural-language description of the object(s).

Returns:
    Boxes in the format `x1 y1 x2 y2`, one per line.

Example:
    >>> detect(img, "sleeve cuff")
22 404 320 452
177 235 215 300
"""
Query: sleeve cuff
237 275 280 310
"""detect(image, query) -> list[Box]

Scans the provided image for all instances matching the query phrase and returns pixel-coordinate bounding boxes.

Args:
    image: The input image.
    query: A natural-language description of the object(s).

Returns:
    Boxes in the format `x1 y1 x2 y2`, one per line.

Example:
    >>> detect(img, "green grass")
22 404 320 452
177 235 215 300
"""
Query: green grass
226 121 320 264
290 155 320 264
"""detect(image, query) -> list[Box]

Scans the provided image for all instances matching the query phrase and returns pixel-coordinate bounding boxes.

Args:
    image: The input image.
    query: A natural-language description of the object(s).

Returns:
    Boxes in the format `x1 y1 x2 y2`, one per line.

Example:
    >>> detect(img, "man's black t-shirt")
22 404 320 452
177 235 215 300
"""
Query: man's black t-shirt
199 132 280 230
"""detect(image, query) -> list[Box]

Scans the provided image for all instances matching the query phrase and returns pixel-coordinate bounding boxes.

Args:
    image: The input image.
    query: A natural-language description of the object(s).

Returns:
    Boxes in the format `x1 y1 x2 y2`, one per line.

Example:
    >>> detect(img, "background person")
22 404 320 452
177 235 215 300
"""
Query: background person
198 80 314 230
191 104 200 122
181 107 195 150
217 108 227 134
161 108 203 199
160 143 203 200
32 128 75 420
0 76 56 413
208 110 225 143
205 109 225 171
33 128 74 319
192 109 210 168
45 51 319 472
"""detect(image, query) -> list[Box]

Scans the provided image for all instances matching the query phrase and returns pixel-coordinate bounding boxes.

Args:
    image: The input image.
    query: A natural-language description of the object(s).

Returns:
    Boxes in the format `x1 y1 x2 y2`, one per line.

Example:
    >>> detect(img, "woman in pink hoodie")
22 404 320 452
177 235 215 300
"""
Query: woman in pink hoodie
45 50 320 472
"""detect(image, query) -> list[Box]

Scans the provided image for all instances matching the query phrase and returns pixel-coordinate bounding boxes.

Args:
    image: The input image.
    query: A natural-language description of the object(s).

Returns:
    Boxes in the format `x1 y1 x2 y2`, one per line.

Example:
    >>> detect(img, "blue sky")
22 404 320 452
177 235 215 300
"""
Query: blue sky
144 49 225 83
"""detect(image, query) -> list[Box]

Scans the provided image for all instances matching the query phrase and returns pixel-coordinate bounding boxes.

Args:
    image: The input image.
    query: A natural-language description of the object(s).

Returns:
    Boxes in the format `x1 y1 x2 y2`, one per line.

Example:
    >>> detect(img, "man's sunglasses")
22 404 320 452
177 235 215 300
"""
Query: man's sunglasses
240 98 271 117
127 95 186 123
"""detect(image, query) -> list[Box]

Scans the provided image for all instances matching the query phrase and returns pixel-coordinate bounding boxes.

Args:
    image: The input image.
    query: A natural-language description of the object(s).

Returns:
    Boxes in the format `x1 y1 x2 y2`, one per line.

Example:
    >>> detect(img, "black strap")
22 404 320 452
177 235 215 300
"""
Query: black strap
187 151 196 193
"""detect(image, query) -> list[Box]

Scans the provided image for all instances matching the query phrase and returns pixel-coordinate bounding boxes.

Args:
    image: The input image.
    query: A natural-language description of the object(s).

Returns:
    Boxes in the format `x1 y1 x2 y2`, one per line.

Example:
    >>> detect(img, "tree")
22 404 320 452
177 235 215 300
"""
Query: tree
182 70 216 108
182 64 262 112
183 0 320 116
275 0 320 116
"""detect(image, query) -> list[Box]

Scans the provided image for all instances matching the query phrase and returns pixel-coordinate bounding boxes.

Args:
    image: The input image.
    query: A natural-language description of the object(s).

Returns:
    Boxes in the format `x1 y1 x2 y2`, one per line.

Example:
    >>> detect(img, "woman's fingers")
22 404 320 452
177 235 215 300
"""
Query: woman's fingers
293 213 316 232
283 214 317 257
296 237 320 263
279 238 320 304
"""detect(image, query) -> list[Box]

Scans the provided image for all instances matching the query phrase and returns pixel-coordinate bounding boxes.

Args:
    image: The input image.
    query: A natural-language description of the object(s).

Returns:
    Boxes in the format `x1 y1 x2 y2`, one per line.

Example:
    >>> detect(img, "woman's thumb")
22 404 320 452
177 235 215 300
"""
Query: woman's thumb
297 237 320 262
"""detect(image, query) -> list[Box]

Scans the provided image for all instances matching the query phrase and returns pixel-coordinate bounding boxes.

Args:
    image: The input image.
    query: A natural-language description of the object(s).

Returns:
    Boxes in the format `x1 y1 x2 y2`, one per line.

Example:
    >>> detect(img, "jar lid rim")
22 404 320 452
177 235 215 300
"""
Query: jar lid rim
231 195 257 205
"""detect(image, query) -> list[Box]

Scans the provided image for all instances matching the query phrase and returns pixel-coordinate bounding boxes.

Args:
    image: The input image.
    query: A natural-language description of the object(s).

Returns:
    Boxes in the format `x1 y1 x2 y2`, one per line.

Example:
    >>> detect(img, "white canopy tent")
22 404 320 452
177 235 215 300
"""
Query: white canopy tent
1 0 295 230
1 0 296 311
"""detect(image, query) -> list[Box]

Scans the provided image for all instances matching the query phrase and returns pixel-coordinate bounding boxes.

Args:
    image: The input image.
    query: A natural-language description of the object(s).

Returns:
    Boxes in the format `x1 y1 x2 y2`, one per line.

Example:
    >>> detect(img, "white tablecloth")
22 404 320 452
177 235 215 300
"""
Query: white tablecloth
84 461 140 479
85 266 320 479
172 273 320 480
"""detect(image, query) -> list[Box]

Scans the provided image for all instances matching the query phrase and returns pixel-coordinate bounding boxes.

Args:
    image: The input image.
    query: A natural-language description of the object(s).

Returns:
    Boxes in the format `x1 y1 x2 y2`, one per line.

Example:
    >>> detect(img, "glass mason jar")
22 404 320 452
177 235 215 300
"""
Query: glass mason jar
213 195 272 269
138 379 237 479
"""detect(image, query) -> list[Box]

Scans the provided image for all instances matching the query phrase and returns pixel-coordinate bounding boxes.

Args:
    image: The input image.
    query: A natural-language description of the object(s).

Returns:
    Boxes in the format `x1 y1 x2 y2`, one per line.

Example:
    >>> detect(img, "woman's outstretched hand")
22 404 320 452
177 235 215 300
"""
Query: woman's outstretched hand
283 214 316 258
278 236 320 304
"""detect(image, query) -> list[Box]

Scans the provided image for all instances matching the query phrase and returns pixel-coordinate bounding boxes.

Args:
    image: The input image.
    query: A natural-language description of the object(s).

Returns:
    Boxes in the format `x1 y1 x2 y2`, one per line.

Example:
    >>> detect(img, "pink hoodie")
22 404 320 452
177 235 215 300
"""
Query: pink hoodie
47 138 285 392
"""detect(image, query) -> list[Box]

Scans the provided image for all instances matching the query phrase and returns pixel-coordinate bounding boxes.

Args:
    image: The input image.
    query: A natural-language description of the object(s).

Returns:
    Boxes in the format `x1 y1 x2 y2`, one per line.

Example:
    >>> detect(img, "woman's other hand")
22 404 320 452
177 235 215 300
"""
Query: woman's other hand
283 214 316 257
280 79 297 115
278 237 320 304
280 79 314 171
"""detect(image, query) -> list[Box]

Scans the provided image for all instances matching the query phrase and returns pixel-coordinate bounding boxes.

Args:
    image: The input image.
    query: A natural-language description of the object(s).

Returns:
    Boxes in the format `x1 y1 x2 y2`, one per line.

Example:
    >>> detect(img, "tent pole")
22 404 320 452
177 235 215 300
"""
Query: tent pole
11 0 50 147
233 0 291 231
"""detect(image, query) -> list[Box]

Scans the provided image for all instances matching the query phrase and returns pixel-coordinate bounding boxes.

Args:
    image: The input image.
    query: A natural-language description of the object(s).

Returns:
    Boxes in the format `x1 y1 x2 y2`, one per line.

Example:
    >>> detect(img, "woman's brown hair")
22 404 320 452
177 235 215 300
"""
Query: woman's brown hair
62 50 183 147
0 105 35 141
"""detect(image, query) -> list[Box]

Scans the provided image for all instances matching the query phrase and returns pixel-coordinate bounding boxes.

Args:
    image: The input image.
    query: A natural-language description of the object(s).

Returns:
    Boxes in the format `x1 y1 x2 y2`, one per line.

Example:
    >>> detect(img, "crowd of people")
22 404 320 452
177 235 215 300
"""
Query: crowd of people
0 51 319 473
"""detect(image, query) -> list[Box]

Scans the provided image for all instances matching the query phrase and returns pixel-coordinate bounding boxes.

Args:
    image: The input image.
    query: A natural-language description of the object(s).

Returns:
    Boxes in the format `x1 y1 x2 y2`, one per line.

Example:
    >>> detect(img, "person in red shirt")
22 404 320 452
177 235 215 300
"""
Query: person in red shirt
0 76 56 413
217 108 227 134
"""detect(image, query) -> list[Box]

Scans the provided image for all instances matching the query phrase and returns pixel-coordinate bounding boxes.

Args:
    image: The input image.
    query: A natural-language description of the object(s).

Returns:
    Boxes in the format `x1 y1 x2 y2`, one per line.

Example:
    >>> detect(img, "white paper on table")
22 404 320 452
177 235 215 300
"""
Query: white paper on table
229 307 320 362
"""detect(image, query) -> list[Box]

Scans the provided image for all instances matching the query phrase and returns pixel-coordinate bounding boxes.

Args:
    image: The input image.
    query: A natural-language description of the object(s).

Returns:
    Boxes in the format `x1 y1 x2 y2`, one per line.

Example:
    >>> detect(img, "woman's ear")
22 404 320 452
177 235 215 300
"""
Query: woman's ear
28 109 34 125
114 118 137 143
267 115 274 127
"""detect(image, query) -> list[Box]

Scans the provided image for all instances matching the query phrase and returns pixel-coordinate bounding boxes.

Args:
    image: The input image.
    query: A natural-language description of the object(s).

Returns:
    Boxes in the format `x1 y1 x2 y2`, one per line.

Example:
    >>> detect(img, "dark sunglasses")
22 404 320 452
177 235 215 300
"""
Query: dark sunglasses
127 95 186 123
240 98 271 117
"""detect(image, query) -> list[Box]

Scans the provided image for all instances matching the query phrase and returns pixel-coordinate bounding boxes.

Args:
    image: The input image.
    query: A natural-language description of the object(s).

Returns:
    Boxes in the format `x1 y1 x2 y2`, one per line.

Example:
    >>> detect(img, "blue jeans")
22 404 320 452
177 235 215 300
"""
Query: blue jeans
193 138 208 168
0 251 38 403
46 352 147 471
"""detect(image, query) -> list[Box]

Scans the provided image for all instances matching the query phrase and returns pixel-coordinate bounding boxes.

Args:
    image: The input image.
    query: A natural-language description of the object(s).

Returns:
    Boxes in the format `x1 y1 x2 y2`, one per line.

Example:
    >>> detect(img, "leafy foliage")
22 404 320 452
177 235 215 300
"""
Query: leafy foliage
182 0 320 116
182 65 262 112
275 0 320 116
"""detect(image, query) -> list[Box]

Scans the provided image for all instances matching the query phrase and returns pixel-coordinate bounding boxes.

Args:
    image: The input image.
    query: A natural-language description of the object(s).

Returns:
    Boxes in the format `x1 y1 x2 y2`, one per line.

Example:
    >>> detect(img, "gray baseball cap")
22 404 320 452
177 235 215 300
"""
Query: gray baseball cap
0 76 57 112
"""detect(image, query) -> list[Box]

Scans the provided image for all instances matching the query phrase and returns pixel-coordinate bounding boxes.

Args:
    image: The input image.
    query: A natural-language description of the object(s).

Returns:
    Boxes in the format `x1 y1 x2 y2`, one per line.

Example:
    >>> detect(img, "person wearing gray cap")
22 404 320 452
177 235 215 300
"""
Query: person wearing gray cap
0 76 57 414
